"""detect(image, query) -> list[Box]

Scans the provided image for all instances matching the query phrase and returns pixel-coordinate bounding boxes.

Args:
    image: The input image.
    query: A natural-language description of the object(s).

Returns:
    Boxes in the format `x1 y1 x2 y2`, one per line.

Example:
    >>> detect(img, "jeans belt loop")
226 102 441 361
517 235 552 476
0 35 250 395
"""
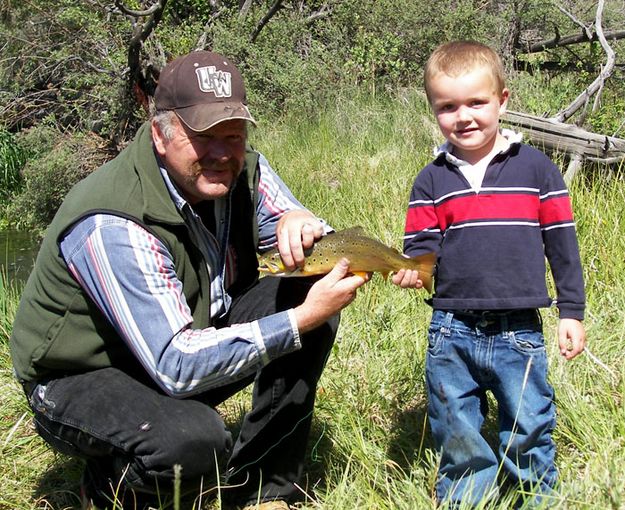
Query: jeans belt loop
501 314 510 338
441 311 454 336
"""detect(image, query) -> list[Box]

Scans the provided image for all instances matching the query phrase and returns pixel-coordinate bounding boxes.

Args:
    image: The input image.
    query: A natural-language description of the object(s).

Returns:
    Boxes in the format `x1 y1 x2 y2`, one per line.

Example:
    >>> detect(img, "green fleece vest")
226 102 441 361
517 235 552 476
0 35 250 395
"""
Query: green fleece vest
10 122 260 383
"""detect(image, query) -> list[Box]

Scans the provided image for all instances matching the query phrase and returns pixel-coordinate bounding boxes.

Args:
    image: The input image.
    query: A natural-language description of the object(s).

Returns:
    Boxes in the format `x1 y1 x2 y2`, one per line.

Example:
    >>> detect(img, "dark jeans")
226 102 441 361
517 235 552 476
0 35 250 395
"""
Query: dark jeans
26 276 337 506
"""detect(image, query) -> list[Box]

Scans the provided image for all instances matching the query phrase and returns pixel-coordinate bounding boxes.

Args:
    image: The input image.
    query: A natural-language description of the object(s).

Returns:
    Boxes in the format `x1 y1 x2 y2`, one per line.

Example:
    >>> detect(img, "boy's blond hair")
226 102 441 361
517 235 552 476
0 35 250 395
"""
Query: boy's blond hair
424 41 506 101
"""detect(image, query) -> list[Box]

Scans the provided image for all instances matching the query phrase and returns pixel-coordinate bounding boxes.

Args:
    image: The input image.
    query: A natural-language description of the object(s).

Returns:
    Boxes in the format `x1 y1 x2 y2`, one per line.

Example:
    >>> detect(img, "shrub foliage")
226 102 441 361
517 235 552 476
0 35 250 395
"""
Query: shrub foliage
0 0 623 232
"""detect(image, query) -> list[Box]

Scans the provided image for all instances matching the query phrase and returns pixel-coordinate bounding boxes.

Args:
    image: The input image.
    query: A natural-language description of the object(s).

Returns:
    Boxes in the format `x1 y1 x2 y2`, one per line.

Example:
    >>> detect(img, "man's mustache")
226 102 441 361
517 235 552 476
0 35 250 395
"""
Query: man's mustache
190 160 239 177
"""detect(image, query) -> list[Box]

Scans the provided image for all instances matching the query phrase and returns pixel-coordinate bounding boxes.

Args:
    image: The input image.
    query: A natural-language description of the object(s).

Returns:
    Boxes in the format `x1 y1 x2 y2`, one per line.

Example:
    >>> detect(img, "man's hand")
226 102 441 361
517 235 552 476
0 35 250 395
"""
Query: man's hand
391 268 424 289
276 210 325 271
294 259 369 333
558 318 586 360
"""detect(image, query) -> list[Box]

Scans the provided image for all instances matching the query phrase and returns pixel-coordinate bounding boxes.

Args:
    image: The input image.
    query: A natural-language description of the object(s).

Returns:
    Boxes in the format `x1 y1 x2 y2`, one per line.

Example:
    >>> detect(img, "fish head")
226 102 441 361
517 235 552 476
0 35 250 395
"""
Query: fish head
257 251 287 275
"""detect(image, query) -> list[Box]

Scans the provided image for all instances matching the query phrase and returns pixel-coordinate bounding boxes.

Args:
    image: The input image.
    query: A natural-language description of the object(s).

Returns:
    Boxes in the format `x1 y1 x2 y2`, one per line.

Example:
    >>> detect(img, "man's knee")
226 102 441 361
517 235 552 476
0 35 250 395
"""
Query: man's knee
140 401 233 480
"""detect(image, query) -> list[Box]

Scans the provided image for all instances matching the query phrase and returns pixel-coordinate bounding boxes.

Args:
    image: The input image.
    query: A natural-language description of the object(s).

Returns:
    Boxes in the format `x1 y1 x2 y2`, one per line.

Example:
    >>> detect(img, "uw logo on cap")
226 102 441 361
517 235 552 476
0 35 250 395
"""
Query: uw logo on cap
195 66 232 97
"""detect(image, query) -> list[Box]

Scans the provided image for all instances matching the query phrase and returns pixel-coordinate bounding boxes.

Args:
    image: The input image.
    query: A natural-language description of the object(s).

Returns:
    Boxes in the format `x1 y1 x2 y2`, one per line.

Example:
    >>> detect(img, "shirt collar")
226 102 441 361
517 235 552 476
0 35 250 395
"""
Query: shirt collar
434 128 523 166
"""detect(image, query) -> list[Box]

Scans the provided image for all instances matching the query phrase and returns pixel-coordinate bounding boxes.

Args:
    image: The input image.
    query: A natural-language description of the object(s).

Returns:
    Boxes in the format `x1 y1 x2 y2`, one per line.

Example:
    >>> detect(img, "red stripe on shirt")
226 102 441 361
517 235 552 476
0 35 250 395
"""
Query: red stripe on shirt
405 204 438 232
435 193 540 230
540 195 574 225
258 180 286 215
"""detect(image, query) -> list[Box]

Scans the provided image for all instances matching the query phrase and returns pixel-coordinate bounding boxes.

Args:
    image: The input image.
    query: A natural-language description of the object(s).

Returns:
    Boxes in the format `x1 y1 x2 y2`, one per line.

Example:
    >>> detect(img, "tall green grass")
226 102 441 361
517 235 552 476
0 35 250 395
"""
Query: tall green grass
0 129 25 205
1 91 624 509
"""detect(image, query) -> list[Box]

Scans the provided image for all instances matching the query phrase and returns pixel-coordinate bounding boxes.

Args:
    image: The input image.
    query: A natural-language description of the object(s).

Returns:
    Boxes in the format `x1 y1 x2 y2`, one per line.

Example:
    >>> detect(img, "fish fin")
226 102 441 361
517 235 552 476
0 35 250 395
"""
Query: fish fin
409 252 437 293
352 271 370 279
338 226 367 236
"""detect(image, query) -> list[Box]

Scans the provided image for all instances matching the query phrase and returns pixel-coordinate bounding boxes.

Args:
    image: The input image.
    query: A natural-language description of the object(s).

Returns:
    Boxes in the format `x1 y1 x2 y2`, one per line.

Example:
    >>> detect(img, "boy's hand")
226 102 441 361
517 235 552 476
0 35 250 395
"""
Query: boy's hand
391 268 424 289
558 318 586 360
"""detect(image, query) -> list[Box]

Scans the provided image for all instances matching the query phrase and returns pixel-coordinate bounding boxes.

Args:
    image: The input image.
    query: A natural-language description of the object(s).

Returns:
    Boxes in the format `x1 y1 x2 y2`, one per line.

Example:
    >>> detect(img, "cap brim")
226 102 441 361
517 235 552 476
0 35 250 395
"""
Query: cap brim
175 103 257 132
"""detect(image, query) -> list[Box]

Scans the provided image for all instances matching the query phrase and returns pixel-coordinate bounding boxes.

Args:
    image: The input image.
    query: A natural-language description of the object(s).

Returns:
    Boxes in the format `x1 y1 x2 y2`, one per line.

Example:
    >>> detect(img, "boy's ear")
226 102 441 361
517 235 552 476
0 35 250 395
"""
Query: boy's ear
499 88 510 114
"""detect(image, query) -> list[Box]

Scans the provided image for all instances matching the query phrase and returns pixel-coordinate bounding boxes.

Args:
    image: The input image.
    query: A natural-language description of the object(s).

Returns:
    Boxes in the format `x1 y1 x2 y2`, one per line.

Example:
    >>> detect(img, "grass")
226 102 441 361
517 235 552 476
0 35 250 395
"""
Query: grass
1 89 625 509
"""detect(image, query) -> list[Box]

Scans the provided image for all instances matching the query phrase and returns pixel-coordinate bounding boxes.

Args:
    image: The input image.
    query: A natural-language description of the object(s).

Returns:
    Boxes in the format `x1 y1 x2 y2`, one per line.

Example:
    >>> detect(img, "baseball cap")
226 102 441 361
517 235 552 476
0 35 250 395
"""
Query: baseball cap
154 51 256 132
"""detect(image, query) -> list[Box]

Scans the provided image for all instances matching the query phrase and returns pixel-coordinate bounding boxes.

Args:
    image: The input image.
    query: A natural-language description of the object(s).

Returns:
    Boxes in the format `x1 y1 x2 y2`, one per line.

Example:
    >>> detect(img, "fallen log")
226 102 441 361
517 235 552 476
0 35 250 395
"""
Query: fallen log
501 110 625 182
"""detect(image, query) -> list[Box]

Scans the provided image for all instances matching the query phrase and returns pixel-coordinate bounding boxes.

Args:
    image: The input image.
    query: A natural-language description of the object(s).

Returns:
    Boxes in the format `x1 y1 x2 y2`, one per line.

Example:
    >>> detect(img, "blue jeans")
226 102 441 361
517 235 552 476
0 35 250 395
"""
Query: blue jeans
426 309 557 507
25 276 337 507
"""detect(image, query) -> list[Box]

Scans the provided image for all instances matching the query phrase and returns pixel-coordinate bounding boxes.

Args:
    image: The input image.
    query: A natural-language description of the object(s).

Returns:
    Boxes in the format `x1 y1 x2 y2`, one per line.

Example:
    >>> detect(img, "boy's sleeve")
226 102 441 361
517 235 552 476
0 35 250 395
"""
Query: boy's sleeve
540 161 585 320
403 168 442 257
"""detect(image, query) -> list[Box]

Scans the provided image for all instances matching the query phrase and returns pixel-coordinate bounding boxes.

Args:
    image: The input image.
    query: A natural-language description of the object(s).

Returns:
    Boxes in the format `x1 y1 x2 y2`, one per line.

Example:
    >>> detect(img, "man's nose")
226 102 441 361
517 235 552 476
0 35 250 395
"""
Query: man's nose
200 140 231 162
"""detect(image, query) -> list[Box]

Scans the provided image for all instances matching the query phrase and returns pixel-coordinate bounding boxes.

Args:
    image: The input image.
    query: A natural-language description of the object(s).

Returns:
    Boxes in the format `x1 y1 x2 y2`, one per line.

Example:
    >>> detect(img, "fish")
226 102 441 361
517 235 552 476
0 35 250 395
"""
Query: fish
257 227 436 292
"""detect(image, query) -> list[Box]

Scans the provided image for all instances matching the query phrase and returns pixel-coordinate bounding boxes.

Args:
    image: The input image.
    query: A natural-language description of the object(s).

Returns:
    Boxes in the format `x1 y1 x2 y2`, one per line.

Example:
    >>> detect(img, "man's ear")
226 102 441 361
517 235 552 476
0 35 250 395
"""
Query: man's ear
151 119 167 157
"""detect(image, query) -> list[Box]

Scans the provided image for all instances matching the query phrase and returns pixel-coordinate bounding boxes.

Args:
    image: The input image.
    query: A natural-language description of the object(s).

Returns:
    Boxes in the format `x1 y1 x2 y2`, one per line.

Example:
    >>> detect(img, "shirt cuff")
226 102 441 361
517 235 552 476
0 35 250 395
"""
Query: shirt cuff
255 309 302 362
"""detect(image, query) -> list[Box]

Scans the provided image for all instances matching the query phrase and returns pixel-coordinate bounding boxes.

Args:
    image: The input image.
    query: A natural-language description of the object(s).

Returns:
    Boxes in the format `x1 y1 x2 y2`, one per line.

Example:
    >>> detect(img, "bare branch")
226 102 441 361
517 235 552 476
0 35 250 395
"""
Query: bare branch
587 155 625 164
563 153 583 184
239 0 254 18
195 9 224 51
553 0 616 123
114 0 162 17
556 3 593 40
250 0 283 43
123 0 167 110
521 29 625 53
82 0 112 10
305 4 333 24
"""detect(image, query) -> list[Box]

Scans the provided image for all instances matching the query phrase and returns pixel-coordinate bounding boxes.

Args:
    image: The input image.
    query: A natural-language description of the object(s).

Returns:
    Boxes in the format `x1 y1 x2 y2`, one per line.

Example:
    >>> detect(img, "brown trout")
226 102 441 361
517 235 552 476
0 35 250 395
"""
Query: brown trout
257 227 436 292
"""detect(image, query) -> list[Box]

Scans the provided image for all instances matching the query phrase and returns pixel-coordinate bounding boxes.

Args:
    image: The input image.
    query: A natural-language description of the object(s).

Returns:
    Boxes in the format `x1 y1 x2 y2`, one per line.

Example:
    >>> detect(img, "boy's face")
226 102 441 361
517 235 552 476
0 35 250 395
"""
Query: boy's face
428 68 509 164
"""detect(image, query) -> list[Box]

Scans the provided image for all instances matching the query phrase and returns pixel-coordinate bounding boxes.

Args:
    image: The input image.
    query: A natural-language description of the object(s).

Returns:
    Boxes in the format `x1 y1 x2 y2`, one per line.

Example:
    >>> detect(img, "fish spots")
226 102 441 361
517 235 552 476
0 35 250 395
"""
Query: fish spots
257 227 435 290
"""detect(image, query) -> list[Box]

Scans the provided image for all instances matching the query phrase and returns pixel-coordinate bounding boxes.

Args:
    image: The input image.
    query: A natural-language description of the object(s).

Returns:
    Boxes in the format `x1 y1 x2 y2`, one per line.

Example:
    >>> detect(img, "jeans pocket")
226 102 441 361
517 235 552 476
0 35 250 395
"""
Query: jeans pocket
509 330 545 354
427 323 445 356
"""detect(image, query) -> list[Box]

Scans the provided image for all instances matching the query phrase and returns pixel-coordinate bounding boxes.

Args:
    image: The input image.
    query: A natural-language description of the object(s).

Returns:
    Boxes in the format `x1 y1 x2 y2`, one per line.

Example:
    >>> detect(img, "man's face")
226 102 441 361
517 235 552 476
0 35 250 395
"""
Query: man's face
152 115 247 204
428 68 508 164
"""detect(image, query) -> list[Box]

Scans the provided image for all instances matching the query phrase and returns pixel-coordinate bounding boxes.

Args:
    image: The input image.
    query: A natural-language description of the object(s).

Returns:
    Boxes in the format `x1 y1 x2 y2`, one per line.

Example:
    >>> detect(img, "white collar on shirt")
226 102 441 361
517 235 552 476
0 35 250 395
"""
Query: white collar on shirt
433 129 523 192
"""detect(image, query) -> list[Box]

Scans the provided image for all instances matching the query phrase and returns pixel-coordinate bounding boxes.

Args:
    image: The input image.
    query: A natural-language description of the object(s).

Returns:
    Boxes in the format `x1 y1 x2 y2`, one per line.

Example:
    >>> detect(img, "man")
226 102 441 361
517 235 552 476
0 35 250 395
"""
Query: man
10 51 368 510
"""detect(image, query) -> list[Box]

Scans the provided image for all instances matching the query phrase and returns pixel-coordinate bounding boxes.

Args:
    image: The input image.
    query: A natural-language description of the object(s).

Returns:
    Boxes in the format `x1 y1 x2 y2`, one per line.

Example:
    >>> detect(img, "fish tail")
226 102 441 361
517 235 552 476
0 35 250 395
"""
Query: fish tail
419 272 433 293
410 252 437 293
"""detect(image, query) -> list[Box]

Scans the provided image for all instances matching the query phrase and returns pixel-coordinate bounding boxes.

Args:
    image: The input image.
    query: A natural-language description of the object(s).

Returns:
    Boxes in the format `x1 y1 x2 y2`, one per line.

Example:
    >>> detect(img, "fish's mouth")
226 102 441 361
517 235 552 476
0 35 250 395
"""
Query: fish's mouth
258 260 285 274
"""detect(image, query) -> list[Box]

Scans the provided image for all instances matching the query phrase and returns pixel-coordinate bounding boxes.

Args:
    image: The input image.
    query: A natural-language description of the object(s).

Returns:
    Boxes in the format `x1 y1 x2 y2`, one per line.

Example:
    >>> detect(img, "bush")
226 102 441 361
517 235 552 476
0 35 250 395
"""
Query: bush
6 123 112 235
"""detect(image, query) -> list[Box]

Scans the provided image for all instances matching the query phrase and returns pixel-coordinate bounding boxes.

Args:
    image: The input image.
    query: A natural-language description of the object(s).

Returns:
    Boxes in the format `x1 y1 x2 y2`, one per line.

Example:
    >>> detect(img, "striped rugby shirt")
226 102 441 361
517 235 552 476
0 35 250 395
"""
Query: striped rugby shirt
403 133 585 319
59 152 320 396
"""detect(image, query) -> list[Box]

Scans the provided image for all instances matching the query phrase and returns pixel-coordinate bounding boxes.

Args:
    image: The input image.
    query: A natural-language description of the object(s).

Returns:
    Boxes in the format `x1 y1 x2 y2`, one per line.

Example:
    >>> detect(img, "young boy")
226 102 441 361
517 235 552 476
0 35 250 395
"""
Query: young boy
392 41 586 507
